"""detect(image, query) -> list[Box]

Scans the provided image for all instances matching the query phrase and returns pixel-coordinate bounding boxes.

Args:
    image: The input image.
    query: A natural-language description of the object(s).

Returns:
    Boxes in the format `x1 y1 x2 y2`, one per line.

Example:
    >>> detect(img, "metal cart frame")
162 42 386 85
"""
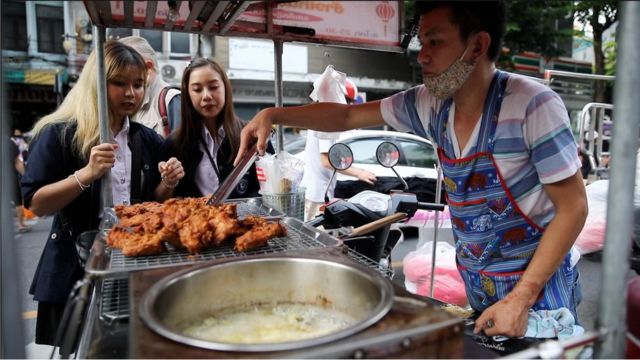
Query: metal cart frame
2 1 638 358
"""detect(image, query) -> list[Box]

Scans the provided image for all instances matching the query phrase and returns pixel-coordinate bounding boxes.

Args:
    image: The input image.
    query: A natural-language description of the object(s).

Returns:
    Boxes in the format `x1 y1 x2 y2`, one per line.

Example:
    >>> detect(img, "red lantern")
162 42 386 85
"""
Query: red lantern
375 1 395 37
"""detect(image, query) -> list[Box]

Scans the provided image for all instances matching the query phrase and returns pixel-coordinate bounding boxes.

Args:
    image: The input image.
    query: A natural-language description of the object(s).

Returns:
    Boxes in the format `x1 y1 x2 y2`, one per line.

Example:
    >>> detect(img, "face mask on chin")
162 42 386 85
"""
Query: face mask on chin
424 47 476 100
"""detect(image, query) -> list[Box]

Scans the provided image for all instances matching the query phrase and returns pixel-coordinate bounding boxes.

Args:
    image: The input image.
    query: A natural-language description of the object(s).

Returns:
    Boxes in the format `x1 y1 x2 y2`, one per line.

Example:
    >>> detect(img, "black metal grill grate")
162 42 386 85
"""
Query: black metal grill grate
100 277 129 321
346 248 394 278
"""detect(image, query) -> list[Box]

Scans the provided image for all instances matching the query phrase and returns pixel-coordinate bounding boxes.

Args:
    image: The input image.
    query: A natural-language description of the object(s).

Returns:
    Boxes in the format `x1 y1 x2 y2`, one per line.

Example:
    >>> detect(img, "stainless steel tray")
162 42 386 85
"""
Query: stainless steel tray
85 198 340 278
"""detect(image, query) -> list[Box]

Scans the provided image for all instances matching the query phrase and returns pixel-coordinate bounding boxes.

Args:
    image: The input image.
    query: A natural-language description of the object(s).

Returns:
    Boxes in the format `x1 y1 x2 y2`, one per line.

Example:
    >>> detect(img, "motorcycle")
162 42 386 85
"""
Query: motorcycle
307 141 444 271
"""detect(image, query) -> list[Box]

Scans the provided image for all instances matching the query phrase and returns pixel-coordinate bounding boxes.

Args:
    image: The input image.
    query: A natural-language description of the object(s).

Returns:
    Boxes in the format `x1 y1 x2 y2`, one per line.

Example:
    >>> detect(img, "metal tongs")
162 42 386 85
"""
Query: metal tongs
207 143 259 205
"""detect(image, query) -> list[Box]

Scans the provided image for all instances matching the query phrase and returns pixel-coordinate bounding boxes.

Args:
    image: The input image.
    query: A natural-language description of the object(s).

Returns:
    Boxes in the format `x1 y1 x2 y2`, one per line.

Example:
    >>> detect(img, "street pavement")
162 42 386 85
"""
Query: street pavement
12 216 57 358
12 213 637 358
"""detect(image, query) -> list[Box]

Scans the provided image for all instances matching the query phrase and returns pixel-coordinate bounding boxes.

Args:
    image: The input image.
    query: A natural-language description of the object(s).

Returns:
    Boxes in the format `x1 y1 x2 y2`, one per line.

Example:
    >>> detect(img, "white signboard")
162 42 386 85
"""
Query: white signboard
239 1 400 46
229 38 308 73
107 1 401 50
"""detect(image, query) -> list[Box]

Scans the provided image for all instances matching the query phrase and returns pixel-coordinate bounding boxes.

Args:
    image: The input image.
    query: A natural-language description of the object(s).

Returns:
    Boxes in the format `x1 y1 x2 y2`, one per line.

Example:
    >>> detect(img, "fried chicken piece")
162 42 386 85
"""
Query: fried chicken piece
108 197 288 256
115 201 163 219
178 210 217 253
234 220 287 252
161 198 195 233
163 200 240 252
107 222 169 257
107 211 171 256
207 203 240 246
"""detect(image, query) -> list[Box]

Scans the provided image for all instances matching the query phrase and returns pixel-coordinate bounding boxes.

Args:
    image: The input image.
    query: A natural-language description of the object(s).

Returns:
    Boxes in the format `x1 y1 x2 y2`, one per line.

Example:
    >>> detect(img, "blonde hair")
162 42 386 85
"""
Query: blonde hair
119 36 158 71
31 41 147 159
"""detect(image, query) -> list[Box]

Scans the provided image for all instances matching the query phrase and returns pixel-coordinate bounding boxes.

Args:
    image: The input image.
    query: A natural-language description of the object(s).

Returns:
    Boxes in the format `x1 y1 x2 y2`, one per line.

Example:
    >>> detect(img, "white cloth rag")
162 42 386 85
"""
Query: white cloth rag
525 308 584 340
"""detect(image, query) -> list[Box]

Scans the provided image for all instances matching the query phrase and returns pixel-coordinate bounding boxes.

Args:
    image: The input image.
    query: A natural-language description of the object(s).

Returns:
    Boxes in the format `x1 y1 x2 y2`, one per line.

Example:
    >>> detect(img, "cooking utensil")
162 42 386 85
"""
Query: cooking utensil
346 212 407 238
207 143 258 205
139 256 394 352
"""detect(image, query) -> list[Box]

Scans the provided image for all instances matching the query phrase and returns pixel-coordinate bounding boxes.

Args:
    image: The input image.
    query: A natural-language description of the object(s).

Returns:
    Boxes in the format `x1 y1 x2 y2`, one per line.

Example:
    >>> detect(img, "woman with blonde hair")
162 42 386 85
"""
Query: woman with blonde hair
160 57 267 198
21 40 183 345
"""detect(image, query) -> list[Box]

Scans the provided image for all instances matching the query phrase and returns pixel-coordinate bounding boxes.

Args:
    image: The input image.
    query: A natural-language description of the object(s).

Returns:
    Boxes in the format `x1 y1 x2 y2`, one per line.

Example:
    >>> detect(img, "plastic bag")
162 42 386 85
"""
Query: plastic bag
255 151 304 194
403 241 468 306
574 180 608 255
307 65 346 140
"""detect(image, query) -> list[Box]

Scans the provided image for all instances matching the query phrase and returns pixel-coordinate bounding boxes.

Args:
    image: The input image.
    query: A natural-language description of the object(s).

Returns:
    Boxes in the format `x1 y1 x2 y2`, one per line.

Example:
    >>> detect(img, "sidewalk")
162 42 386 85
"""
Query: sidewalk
13 216 59 359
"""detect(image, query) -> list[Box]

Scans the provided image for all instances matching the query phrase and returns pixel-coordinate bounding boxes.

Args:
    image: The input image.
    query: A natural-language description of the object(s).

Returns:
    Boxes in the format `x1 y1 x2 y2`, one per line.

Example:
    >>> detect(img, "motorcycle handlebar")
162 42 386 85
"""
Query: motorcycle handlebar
306 215 325 227
417 202 445 212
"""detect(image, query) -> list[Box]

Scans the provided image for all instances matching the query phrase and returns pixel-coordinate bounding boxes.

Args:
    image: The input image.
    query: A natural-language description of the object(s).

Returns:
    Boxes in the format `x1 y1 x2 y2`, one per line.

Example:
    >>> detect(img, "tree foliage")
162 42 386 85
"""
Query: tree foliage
573 1 617 102
503 1 574 59
403 0 618 101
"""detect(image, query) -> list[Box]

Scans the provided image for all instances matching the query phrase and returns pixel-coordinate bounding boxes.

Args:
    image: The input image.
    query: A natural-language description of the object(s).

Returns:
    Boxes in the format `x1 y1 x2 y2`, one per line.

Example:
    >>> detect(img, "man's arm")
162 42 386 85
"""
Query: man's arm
319 153 376 185
474 171 588 337
236 101 385 164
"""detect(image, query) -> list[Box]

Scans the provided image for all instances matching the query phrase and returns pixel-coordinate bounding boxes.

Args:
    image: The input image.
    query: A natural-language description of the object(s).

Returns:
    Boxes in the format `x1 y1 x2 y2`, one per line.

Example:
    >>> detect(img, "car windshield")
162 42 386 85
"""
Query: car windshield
343 136 437 168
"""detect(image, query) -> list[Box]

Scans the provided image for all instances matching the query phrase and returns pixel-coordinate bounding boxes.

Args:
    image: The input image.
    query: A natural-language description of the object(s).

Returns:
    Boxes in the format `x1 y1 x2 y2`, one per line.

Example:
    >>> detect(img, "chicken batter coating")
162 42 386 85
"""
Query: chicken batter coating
107 197 287 256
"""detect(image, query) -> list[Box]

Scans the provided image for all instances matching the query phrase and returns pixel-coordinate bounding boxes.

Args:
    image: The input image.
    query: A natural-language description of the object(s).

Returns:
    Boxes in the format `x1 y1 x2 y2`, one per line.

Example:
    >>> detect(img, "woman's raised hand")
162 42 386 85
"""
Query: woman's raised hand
158 157 184 188
85 143 118 182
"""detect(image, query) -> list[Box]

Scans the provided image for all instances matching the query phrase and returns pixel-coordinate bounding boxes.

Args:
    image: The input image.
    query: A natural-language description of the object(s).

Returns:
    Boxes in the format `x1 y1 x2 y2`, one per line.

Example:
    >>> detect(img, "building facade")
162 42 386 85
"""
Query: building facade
2 1 71 132
2 1 419 132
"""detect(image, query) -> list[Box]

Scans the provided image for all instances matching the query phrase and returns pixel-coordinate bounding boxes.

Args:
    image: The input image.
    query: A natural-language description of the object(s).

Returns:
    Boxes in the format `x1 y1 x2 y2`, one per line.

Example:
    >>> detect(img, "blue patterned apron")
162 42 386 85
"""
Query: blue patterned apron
435 71 581 319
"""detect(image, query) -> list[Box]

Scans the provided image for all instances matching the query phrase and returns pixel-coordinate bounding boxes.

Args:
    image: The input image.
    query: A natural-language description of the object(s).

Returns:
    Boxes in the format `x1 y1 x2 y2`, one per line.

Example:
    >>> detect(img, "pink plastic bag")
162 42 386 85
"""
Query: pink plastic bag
403 241 468 306
575 180 608 255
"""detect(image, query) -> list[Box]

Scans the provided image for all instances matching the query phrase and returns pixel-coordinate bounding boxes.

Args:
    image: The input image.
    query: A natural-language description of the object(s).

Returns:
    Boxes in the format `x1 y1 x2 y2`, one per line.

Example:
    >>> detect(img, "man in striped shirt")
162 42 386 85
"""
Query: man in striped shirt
237 1 587 338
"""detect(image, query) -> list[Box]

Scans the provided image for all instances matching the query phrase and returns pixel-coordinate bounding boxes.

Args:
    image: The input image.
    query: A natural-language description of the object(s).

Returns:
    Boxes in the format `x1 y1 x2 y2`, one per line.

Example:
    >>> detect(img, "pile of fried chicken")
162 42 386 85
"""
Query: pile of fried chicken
107 197 287 257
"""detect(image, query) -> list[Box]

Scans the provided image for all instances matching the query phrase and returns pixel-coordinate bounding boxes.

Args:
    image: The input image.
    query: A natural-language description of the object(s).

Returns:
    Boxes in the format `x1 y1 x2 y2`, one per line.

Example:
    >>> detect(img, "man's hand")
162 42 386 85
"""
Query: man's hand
473 289 530 337
235 109 274 165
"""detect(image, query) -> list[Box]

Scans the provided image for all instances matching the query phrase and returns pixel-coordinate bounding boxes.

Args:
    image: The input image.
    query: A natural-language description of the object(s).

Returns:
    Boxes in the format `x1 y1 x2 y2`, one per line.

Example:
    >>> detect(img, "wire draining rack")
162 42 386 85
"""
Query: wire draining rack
85 198 340 278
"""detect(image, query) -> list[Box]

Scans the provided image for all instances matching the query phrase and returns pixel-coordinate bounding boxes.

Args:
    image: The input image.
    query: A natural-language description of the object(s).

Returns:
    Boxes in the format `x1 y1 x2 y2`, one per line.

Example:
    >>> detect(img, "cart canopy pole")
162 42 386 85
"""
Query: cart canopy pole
595 2 640 358
273 39 284 152
94 25 114 209
1 68 26 360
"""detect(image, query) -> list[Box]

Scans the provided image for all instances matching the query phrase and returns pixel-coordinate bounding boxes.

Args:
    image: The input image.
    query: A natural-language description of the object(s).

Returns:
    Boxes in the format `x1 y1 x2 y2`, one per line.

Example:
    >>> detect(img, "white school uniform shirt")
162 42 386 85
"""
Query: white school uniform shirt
195 125 225 196
111 117 132 206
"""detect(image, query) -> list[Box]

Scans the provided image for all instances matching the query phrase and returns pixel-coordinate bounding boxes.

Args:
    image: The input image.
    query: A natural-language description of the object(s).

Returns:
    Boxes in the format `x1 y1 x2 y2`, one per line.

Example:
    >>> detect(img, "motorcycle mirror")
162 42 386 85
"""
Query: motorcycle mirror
376 141 400 168
327 143 354 170
376 141 409 191
324 143 354 202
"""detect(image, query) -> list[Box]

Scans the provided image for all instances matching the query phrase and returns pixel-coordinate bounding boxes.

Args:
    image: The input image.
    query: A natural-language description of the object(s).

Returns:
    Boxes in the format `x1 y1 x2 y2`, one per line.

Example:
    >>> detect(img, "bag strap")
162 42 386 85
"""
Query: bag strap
158 85 179 137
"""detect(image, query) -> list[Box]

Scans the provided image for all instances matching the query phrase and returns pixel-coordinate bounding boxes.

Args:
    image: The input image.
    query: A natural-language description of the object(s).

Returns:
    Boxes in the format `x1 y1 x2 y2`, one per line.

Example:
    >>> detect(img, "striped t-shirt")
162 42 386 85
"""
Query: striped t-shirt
380 72 581 228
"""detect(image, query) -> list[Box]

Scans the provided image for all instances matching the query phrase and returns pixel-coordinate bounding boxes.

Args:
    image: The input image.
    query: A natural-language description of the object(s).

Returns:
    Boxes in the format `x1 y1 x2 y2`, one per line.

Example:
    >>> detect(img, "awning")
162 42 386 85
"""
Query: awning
3 68 67 86
84 1 405 53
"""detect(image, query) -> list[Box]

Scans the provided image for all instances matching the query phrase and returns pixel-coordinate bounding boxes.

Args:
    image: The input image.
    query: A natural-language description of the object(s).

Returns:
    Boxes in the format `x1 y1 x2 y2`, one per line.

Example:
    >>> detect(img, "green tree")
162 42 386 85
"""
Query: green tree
503 1 574 59
573 1 617 102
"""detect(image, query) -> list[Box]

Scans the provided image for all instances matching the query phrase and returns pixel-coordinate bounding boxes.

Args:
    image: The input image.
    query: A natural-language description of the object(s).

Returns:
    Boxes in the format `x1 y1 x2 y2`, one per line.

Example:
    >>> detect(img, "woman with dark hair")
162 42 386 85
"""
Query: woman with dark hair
161 58 267 198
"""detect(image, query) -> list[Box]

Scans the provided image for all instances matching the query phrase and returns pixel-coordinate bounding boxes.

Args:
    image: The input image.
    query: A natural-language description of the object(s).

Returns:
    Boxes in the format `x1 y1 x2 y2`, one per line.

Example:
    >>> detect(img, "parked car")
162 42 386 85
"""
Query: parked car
286 129 445 203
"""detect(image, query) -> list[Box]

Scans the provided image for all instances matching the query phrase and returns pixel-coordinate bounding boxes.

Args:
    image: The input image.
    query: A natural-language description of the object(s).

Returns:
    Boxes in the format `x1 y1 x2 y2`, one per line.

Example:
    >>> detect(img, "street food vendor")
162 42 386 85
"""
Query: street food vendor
235 1 587 338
